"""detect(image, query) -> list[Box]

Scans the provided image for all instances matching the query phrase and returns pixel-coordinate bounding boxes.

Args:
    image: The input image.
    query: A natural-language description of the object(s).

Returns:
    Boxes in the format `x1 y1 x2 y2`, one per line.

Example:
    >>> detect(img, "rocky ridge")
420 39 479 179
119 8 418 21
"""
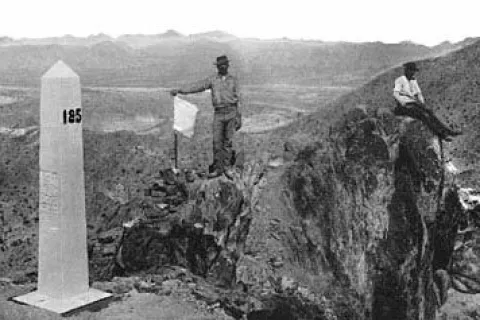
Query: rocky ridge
2 105 480 319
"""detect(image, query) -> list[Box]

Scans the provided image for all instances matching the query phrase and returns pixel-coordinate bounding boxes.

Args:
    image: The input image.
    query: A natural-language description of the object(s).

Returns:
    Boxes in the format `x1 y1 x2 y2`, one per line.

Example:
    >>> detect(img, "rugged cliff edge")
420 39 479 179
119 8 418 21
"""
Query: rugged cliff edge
283 105 475 320
85 104 477 319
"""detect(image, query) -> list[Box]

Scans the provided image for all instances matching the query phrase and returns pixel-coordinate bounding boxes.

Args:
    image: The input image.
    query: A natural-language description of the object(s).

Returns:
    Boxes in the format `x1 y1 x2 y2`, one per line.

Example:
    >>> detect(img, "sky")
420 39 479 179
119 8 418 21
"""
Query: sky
2 0 479 46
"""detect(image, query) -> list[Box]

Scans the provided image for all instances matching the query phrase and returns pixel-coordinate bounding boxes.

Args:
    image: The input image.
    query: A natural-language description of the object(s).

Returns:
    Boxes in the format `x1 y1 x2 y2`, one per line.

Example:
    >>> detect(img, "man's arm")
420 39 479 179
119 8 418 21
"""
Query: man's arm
415 92 425 106
170 77 212 96
413 81 425 105
233 76 242 112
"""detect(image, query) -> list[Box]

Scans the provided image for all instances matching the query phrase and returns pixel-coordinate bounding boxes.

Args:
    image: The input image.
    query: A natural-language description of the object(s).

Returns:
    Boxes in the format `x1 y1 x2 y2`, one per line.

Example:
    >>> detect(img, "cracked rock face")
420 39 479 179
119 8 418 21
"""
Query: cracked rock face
87 165 340 319
89 168 254 288
373 115 463 320
285 106 465 320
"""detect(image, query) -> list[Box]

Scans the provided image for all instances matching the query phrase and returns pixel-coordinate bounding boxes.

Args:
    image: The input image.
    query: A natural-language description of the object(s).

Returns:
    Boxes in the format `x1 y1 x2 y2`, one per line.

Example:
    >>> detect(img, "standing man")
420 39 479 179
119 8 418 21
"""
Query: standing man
393 62 462 141
170 55 241 179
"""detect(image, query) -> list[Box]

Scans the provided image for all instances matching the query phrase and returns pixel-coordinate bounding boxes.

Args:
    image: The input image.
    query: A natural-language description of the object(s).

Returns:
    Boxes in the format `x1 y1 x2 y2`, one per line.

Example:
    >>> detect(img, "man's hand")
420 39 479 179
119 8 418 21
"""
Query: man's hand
235 111 242 131
416 99 427 109
414 94 425 105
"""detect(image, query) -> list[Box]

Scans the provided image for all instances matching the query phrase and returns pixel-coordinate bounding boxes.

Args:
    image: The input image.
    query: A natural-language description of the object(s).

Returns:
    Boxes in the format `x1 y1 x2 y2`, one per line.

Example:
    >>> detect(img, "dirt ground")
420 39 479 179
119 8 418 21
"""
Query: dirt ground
0 281 233 320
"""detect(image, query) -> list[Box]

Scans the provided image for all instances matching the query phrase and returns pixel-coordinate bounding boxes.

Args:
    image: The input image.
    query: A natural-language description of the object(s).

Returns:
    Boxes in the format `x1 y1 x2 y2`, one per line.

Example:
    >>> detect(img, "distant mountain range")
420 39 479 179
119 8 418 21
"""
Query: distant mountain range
0 30 238 47
0 30 477 87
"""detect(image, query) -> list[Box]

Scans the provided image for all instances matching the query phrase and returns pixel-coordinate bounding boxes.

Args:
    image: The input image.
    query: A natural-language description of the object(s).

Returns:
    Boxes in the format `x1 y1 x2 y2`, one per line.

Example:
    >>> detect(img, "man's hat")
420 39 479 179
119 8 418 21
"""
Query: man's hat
403 62 419 72
214 55 229 66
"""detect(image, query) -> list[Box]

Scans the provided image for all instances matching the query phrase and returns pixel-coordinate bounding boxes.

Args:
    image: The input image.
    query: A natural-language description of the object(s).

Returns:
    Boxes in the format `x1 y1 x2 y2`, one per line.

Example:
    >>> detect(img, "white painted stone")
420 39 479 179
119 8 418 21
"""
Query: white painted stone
13 60 111 314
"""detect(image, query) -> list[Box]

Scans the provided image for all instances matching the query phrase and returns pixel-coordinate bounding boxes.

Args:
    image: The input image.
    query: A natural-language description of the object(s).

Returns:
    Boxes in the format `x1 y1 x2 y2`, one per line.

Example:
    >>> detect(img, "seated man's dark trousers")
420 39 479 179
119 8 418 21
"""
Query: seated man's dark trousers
394 102 456 139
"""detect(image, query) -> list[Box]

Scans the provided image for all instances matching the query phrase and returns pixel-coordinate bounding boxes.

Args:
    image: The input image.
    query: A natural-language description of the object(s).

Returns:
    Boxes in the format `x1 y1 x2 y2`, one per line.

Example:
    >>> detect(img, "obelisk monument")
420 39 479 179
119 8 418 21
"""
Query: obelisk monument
13 61 111 314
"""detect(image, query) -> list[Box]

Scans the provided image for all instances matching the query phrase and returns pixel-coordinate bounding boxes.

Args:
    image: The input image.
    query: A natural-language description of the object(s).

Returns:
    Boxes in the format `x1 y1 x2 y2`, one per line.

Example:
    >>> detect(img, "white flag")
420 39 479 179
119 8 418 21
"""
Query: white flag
173 96 198 138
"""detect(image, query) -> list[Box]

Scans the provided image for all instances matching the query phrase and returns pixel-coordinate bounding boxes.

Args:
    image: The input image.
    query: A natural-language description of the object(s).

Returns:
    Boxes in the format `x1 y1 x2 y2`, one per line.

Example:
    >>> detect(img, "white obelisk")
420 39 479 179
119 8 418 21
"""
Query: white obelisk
13 61 111 314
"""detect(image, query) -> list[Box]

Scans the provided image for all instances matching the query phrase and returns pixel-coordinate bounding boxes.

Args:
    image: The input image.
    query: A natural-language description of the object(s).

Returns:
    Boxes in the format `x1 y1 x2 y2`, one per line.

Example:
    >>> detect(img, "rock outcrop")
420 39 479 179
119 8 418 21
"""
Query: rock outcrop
86 163 344 319
284 105 466 320
87 104 475 319
88 165 260 283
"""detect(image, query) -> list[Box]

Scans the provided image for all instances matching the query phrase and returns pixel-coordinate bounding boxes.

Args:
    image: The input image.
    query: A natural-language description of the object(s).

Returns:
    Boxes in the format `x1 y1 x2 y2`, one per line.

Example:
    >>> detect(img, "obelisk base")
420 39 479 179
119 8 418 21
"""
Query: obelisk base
13 288 112 314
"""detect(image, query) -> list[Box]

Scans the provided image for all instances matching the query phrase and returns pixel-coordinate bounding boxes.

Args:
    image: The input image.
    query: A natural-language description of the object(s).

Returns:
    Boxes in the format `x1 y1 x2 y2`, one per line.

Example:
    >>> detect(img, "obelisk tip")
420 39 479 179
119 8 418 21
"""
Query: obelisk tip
42 60 79 79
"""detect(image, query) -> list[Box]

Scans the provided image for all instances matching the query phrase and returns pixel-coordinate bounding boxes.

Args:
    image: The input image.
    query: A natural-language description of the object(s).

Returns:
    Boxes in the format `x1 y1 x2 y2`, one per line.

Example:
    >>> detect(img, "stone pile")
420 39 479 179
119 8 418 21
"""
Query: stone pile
88 227 124 281
143 168 190 216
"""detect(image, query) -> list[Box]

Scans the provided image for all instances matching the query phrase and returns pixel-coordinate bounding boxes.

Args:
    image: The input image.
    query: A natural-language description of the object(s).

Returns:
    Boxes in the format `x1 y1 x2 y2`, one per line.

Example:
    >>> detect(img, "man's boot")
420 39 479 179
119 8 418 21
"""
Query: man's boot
208 160 219 174
442 124 463 138
208 162 224 179
440 129 462 142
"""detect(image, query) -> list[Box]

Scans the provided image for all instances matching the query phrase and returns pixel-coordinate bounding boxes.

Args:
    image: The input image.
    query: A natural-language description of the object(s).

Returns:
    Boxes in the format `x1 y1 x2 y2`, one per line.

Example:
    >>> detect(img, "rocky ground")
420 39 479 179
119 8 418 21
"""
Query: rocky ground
3 104 480 319
0 277 235 320
0 160 339 320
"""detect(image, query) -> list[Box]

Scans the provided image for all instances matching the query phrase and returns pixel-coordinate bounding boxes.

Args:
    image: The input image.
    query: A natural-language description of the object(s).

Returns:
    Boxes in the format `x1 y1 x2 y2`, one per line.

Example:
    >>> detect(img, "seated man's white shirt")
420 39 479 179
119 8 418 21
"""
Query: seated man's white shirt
393 75 425 106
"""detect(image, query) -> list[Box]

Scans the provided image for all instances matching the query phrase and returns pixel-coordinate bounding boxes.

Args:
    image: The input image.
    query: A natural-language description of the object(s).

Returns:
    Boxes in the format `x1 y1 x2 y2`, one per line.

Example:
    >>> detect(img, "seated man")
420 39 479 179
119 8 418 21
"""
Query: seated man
393 62 462 141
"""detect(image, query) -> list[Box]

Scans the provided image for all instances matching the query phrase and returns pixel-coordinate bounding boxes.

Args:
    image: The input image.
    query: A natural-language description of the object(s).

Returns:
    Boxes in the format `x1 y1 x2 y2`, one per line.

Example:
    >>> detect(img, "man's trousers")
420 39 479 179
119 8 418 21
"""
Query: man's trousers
212 105 237 172
394 102 456 139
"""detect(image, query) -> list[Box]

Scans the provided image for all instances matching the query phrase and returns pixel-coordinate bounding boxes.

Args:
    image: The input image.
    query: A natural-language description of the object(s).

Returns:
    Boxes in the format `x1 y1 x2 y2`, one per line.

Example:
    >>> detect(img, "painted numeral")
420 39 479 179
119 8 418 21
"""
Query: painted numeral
63 108 82 124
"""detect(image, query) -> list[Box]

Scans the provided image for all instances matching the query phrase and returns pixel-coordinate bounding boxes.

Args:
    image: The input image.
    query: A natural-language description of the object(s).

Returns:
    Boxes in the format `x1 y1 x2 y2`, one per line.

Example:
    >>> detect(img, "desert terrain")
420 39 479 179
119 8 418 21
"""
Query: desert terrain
1 33 480 319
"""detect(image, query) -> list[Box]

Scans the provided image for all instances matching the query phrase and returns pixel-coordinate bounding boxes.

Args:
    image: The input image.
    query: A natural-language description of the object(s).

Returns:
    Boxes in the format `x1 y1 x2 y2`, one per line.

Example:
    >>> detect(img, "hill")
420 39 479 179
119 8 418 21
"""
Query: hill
274 38 480 173
431 37 480 56
116 30 186 47
188 30 238 42
260 37 480 319
9 33 114 46
0 33 470 88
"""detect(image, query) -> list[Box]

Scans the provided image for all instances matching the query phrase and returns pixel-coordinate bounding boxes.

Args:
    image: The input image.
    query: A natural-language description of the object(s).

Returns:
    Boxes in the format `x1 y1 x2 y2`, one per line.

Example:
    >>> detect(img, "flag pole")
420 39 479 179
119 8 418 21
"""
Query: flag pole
174 130 178 169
